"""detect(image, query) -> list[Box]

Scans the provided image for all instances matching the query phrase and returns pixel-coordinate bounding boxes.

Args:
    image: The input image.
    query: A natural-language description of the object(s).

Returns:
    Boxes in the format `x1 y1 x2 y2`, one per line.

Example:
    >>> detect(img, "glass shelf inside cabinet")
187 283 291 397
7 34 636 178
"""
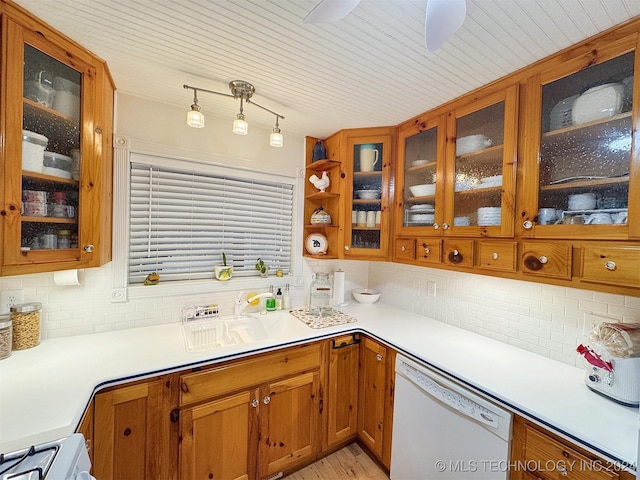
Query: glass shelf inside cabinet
403 127 437 227
21 44 81 251
352 143 383 249
454 101 505 227
537 51 633 227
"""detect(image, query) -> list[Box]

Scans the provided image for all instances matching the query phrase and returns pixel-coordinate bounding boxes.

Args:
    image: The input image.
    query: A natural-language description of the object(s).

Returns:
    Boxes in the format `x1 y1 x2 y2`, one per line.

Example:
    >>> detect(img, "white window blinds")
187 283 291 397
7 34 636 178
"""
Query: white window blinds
128 160 293 285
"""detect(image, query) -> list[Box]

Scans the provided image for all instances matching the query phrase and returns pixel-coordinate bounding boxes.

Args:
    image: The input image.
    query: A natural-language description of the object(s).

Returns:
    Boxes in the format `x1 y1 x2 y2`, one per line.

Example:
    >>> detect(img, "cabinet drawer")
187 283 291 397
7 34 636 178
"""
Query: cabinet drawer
523 425 619 480
443 240 474 268
415 238 442 265
395 238 416 261
521 242 572 280
580 245 640 289
180 343 321 406
477 241 517 272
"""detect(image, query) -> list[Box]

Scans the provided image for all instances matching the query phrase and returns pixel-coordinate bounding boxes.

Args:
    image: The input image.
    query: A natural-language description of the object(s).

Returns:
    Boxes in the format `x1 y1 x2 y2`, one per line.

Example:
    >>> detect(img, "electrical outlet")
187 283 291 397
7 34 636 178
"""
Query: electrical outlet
582 312 620 336
427 281 436 298
0 289 24 315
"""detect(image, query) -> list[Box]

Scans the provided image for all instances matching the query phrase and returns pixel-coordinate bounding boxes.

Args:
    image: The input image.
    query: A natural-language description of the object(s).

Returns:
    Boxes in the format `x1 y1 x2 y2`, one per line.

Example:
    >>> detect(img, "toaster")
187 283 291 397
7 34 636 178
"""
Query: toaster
583 355 640 407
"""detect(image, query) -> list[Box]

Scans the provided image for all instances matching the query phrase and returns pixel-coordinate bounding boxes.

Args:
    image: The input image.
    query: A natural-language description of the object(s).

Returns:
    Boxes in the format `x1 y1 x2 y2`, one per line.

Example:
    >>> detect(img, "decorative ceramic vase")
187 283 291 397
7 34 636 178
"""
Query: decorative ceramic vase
312 140 327 162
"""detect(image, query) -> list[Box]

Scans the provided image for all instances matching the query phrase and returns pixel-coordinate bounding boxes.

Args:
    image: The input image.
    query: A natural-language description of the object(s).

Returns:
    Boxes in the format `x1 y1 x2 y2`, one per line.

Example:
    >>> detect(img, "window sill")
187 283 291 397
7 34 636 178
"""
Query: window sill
112 275 304 302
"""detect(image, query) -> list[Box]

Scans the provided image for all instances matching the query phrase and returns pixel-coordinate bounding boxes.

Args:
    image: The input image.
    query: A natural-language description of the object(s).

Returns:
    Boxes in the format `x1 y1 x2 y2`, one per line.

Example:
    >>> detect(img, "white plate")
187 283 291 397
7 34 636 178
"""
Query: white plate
305 233 328 255
411 159 430 167
409 204 435 212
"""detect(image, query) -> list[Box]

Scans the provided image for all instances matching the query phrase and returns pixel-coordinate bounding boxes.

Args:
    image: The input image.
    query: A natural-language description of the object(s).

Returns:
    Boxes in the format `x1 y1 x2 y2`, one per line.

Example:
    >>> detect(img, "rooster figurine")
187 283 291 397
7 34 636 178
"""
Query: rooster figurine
308 171 330 192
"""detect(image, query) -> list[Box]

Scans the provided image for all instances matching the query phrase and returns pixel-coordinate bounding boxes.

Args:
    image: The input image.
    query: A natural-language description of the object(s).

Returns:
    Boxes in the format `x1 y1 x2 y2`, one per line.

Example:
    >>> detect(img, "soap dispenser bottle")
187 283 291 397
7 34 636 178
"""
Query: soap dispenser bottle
275 287 283 310
283 284 291 309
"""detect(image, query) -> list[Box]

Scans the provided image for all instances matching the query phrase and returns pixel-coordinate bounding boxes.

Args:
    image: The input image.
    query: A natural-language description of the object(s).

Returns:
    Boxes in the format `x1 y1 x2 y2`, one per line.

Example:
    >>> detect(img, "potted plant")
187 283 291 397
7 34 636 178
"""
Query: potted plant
214 253 233 281
255 258 268 277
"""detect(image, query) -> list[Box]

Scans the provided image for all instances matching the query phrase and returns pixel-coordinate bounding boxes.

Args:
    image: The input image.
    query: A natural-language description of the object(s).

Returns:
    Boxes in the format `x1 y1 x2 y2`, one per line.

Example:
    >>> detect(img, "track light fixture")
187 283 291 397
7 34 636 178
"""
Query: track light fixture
183 80 285 146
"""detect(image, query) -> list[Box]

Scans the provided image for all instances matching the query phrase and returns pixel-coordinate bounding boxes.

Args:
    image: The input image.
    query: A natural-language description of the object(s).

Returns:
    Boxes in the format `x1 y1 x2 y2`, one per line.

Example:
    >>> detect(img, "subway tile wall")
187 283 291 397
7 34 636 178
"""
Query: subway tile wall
2 260 639 368
369 262 640 367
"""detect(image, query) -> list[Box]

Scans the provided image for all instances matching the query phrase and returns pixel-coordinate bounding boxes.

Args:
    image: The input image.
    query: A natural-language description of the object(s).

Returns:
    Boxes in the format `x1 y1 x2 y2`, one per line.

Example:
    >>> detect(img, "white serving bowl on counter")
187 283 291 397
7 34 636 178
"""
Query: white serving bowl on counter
352 288 381 304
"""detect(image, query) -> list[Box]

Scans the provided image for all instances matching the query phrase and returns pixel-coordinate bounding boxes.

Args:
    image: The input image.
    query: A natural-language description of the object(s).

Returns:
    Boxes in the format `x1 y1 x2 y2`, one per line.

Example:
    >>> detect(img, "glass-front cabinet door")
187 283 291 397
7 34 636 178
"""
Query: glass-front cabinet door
396 115 445 236
444 85 518 237
345 133 392 259
520 42 636 239
2 21 97 272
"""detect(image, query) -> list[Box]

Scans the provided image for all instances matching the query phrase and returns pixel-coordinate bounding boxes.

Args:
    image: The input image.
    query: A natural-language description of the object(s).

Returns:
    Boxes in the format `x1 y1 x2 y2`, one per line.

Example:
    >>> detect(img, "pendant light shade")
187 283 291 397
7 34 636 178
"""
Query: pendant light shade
187 105 205 128
233 113 249 135
183 81 285 147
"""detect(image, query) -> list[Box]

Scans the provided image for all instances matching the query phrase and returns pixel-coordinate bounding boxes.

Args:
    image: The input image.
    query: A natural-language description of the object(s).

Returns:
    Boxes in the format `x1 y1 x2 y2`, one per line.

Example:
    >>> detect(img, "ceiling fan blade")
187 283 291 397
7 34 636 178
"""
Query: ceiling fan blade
303 0 361 24
424 0 466 52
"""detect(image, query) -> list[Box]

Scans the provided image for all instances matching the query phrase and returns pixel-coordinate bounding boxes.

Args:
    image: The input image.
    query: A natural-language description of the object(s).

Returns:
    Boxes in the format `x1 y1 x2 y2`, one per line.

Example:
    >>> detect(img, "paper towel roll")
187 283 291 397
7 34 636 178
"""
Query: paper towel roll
53 269 83 286
333 269 346 306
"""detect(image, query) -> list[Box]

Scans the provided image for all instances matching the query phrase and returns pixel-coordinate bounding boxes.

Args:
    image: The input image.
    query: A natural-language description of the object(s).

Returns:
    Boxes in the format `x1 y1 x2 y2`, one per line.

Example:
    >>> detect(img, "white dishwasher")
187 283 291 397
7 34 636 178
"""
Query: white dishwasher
391 355 512 480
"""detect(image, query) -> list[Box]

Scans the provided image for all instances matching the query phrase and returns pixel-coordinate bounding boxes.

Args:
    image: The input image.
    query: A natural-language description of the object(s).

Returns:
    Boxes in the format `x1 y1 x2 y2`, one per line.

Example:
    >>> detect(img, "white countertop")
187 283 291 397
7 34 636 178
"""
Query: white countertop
0 302 637 471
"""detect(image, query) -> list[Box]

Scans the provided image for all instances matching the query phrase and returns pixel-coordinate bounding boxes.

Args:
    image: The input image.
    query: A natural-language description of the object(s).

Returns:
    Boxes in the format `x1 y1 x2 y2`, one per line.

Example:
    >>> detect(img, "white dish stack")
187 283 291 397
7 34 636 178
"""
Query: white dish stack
477 207 501 226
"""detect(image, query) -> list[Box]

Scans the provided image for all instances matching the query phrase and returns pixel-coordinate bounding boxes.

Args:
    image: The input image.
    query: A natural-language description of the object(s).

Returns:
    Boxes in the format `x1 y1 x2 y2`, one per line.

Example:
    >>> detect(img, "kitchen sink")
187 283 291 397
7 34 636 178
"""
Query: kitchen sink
182 314 283 351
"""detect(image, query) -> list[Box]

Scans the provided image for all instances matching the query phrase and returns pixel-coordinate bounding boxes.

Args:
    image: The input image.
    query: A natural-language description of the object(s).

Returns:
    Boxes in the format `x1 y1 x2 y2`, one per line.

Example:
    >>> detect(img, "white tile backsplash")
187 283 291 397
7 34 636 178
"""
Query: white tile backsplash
368 262 640 367
1 258 639 368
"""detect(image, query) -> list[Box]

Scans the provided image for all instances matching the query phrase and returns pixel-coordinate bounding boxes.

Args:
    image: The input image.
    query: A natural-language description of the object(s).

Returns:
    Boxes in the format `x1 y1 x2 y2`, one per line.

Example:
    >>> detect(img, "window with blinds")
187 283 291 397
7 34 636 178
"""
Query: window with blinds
128 160 294 285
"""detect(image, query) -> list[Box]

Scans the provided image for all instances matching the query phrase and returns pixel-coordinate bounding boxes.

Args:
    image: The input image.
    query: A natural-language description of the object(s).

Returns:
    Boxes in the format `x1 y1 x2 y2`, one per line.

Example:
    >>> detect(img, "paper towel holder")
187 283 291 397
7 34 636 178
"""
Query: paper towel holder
53 268 84 286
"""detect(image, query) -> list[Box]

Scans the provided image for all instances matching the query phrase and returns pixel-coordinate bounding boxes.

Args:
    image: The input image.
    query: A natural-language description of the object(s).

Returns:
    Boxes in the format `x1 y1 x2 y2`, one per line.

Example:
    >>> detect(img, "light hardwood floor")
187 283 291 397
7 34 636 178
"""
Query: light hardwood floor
286 443 389 480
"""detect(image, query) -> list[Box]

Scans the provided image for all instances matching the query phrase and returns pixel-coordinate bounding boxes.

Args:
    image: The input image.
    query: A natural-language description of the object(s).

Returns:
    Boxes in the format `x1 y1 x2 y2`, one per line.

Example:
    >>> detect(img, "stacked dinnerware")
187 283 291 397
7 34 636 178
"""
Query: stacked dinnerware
477 207 501 226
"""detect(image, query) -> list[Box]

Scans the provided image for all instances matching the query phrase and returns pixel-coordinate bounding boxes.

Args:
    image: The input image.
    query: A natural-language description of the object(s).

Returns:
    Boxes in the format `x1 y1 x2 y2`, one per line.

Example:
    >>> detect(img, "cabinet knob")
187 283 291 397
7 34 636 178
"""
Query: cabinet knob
523 255 546 271
523 220 533 230
251 398 259 408
263 395 271 405
376 353 383 362
448 250 463 264
433 223 440 230
84 244 94 253
605 261 617 271
492 252 499 260
344 245 349 251
442 223 450 230
424 247 430 254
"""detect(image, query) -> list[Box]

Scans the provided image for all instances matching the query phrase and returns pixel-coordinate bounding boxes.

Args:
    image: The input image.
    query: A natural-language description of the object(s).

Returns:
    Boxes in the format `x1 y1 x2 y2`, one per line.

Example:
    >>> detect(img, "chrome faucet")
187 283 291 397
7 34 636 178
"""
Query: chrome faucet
234 291 274 315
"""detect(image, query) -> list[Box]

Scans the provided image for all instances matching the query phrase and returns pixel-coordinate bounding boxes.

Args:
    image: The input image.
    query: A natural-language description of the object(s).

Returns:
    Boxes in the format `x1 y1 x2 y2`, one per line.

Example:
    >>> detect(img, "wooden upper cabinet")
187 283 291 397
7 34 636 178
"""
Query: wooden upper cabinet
519 33 638 240
304 127 395 261
0 2 114 276
443 85 519 238
395 85 518 239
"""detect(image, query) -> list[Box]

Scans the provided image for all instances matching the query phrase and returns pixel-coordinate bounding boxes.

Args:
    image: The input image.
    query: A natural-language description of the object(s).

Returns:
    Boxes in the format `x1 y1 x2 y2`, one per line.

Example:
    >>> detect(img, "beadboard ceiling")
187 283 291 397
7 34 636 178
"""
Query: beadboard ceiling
13 0 640 139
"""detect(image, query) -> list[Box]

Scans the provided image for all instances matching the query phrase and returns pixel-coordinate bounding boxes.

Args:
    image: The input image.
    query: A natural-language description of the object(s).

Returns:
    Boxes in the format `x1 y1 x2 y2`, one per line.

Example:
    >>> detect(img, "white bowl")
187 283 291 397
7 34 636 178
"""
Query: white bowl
409 184 435 197
572 83 623 125
356 190 381 199
352 288 381 304
568 193 596 210
411 159 429 167
456 134 492 156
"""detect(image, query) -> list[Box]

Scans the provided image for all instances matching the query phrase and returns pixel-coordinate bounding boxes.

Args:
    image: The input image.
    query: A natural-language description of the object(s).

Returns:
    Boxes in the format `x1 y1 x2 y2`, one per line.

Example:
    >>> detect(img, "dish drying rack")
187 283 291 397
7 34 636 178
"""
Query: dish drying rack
181 304 226 351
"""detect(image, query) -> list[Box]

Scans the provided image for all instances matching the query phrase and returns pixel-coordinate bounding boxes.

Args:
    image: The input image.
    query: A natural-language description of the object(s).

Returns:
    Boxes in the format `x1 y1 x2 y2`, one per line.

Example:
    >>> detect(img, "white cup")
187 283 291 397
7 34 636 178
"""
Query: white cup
585 213 613 224
537 208 558 225
366 211 376 227
360 148 379 172
356 211 367 227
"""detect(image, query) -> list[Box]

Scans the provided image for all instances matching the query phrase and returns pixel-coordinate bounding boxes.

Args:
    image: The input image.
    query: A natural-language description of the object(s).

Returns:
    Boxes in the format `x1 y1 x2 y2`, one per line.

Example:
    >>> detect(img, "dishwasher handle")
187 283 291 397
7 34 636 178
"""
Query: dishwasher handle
397 358 509 436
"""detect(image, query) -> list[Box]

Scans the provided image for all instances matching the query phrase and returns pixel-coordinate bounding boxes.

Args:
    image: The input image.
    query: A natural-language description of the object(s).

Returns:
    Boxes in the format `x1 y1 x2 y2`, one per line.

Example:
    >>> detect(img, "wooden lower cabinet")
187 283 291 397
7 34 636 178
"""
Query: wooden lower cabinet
180 390 259 480
357 337 395 469
511 415 634 480
259 371 322 477
325 334 360 448
93 378 171 480
89 338 397 479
